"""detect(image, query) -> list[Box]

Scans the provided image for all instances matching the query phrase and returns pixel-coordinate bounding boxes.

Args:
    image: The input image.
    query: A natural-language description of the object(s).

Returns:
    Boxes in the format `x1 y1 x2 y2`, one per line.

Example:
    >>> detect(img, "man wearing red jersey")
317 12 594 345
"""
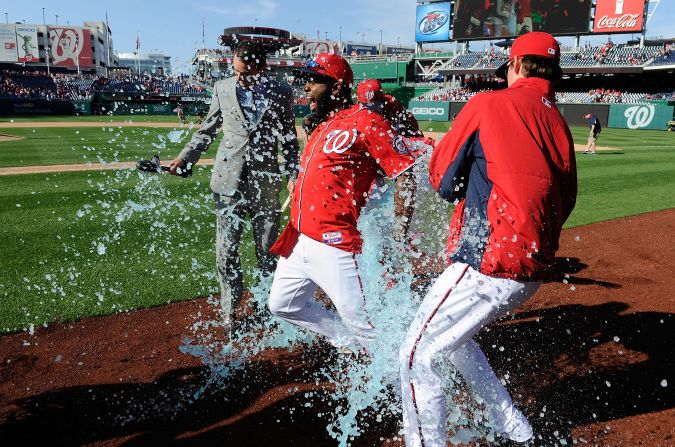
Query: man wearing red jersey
268 54 417 351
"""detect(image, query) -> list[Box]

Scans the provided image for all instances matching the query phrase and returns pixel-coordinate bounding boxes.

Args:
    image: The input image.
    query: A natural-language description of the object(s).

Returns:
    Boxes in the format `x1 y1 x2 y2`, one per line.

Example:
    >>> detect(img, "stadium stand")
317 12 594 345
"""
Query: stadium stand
447 44 665 69
0 70 207 100
649 44 675 66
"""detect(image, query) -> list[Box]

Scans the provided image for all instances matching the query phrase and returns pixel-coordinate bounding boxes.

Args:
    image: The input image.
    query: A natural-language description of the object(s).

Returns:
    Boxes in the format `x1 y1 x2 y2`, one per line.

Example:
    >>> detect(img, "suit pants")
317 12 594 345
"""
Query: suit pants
214 170 280 327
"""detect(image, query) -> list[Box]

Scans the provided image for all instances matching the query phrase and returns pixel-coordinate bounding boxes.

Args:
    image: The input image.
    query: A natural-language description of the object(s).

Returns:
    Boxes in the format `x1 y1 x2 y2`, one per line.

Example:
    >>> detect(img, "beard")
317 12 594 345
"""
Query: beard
313 87 335 120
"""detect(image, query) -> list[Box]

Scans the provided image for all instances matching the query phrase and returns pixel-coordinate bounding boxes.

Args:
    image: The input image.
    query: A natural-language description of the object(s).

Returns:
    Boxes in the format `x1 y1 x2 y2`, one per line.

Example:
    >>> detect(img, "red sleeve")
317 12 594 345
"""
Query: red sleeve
429 95 483 191
363 117 416 179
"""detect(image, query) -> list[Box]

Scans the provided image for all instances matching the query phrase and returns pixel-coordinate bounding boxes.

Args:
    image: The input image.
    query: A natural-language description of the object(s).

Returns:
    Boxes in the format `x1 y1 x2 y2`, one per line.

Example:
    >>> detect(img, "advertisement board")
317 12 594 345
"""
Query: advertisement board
415 3 452 43
386 46 414 55
452 0 592 40
344 44 378 56
49 27 93 68
0 24 18 62
608 103 674 130
593 0 645 33
15 25 39 63
408 101 450 121
304 40 339 56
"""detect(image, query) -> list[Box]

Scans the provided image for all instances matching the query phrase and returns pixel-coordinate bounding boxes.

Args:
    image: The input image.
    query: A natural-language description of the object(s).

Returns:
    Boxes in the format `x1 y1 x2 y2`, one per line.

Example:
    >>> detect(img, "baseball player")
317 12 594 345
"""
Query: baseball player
399 32 577 446
268 53 417 351
357 79 422 138
583 112 601 155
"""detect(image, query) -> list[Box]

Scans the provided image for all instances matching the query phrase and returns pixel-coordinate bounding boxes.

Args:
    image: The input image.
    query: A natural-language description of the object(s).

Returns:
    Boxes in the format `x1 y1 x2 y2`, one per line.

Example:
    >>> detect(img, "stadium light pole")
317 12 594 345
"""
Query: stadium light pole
5 13 8 24
42 7 50 76
339 26 342 43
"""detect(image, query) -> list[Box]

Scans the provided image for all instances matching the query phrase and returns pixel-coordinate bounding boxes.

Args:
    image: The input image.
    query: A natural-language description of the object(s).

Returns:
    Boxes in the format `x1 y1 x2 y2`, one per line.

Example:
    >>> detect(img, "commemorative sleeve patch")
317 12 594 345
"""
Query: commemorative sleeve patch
322 231 343 244
392 135 410 155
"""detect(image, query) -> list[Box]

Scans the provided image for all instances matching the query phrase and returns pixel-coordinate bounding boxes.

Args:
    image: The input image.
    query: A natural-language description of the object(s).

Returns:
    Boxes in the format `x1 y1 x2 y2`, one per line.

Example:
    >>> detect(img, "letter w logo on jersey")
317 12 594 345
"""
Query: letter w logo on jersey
323 129 358 154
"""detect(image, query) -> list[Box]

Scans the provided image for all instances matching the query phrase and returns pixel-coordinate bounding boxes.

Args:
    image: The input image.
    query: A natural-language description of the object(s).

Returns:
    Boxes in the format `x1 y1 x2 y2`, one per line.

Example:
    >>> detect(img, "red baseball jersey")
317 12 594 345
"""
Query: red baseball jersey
290 105 416 253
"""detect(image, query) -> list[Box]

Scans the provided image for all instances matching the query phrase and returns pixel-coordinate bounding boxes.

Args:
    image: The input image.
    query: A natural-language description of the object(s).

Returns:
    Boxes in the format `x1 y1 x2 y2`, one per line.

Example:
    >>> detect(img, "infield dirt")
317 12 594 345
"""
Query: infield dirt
1 209 673 446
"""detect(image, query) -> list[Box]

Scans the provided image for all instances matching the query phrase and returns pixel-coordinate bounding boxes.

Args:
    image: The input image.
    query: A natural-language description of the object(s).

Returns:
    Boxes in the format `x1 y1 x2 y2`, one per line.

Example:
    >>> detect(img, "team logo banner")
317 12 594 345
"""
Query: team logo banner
15 25 39 63
304 40 339 56
0 24 18 62
415 2 451 43
593 0 645 33
49 27 93 68
608 103 674 130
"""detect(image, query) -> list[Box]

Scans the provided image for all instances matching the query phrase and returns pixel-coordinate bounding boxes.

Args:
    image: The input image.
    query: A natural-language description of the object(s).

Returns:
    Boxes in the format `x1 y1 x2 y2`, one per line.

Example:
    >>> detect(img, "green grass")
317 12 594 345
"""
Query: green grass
0 167 291 332
0 115 307 124
0 126 221 168
0 119 306 168
0 124 674 332
566 128 675 227
0 115 186 123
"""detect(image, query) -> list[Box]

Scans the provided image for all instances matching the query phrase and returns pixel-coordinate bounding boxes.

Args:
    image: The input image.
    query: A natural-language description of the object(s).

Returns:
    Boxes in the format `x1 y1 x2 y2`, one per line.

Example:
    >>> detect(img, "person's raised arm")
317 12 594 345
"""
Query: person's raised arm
170 83 224 175
393 170 417 244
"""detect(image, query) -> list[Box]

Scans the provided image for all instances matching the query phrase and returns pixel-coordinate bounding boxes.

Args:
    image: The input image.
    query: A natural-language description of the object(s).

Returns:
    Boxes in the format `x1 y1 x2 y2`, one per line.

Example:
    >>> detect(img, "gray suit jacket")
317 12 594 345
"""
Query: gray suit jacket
178 76 299 198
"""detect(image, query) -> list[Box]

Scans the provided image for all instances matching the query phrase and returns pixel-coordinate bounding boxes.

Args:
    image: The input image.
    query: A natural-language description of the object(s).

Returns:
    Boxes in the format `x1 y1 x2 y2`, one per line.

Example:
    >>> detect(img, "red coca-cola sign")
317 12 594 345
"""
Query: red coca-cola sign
593 0 644 33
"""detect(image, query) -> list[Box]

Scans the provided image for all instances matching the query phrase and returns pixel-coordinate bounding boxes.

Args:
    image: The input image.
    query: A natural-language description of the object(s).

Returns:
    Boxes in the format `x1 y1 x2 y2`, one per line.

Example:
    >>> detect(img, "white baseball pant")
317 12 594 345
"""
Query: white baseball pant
268 234 375 350
399 262 541 447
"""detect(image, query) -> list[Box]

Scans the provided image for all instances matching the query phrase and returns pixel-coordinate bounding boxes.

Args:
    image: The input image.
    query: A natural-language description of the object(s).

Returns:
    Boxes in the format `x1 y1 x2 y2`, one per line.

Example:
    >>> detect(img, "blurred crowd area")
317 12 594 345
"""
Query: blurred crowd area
0 70 207 101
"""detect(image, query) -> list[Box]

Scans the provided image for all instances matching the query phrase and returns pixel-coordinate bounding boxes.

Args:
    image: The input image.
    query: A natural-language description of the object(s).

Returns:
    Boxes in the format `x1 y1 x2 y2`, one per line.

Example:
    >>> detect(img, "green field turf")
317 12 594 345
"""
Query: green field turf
1 124 674 333
0 115 187 123
0 167 289 333
0 126 221 168
0 115 307 124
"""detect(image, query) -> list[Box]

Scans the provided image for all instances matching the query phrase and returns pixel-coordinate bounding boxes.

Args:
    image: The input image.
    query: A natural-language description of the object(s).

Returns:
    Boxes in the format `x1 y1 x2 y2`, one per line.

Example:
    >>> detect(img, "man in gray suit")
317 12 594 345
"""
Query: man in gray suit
169 41 299 331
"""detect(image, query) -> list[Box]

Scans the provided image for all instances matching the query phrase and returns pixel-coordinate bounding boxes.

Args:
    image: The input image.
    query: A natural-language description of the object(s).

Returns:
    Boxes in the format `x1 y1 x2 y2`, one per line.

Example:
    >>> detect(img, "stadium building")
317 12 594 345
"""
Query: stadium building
117 52 171 76
0 20 117 76
0 1 672 130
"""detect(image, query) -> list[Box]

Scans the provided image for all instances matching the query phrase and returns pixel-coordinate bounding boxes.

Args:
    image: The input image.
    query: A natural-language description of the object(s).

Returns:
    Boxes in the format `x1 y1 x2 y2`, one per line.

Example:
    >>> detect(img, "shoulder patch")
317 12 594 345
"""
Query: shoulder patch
392 135 410 155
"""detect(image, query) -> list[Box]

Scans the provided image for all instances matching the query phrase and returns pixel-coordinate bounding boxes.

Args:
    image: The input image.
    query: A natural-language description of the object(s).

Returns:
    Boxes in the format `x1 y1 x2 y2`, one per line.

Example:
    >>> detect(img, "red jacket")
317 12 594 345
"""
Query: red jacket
429 77 577 280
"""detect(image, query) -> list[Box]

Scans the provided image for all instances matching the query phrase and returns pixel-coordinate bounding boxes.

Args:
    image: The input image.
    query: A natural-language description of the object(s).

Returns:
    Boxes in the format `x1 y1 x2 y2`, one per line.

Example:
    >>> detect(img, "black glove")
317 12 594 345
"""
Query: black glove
136 155 192 178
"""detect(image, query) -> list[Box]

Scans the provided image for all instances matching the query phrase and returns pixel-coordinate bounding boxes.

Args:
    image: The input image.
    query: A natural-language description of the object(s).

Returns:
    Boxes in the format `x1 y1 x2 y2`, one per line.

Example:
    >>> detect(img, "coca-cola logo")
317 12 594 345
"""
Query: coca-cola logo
596 13 640 29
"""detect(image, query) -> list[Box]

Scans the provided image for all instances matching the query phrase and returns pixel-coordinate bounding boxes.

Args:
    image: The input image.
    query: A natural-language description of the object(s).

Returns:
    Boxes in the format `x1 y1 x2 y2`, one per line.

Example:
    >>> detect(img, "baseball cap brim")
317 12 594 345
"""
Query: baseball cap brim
292 68 336 83
495 61 509 80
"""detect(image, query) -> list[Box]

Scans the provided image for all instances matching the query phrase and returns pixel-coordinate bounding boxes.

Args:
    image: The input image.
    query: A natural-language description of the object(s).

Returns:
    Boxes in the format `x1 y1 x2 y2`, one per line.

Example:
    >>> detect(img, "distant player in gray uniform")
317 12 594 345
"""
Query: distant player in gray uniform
169 41 299 332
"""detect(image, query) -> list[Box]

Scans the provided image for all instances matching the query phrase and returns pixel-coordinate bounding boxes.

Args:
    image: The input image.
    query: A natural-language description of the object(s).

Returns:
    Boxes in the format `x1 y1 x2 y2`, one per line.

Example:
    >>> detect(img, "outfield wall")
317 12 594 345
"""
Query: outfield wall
409 101 675 131
0 99 78 116
0 96 210 116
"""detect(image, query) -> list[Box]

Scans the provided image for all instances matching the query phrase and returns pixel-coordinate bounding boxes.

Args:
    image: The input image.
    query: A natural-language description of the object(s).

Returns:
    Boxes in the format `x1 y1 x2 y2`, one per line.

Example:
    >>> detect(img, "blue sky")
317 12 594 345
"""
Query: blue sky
6 1 675 73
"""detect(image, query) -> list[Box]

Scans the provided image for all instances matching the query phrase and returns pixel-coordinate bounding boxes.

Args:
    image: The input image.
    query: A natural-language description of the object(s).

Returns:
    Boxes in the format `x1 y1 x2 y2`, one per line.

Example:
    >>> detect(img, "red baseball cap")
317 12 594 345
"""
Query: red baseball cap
293 53 354 86
357 79 385 104
495 32 561 80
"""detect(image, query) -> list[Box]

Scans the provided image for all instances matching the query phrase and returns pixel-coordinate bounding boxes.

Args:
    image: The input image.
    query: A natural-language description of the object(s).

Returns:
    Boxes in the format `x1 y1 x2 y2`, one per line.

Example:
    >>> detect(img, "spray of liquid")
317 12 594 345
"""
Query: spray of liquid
179 148 507 445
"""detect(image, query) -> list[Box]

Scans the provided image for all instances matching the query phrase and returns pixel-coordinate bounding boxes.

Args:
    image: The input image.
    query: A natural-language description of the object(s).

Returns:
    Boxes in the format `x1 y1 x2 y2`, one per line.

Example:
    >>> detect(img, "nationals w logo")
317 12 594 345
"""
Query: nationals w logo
323 129 358 154
624 105 655 129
